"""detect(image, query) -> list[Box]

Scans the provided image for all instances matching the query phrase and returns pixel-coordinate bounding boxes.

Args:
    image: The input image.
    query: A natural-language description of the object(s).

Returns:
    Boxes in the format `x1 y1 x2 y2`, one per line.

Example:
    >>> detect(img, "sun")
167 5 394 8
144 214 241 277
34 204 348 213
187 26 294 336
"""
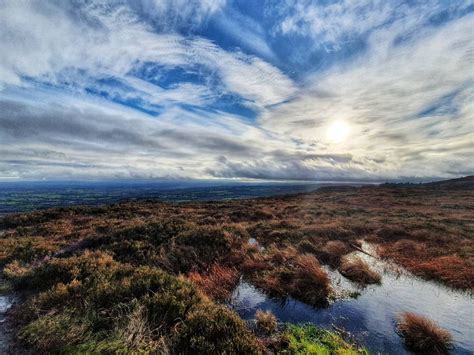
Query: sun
326 120 351 143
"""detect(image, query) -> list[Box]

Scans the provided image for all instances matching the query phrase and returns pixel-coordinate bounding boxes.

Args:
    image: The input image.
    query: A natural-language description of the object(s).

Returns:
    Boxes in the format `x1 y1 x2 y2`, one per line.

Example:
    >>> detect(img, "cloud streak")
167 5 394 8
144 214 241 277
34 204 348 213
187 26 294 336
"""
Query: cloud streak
0 0 472 181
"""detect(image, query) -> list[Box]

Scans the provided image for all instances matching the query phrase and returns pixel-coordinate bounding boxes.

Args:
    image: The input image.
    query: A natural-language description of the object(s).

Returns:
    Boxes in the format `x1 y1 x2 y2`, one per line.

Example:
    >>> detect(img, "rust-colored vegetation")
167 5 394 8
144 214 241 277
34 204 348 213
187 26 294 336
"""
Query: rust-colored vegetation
397 312 453 354
0 184 472 353
339 257 381 285
187 263 240 301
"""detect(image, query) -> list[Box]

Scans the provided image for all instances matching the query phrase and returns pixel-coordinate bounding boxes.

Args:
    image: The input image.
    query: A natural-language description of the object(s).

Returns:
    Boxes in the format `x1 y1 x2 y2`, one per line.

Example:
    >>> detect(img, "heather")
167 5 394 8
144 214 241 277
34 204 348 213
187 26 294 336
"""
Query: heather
0 184 472 353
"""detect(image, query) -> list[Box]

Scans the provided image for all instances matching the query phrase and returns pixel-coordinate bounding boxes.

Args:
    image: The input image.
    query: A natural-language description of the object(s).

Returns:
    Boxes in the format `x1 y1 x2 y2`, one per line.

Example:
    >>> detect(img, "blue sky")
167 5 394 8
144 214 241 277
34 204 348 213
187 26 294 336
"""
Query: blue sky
0 0 473 181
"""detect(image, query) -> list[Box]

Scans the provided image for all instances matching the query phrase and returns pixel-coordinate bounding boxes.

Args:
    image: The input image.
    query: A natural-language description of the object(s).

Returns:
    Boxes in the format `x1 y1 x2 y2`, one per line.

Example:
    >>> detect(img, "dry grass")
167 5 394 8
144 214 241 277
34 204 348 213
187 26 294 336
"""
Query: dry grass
248 249 332 306
319 240 351 267
380 245 474 290
397 312 452 354
1 184 472 353
339 257 381 285
255 310 277 334
290 254 332 305
187 264 240 301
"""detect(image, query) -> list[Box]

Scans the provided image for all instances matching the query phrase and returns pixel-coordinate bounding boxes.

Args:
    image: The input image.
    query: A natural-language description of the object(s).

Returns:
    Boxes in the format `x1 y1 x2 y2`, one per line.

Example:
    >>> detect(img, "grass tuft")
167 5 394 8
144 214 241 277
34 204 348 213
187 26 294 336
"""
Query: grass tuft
397 312 452 354
187 263 239 301
339 257 381 285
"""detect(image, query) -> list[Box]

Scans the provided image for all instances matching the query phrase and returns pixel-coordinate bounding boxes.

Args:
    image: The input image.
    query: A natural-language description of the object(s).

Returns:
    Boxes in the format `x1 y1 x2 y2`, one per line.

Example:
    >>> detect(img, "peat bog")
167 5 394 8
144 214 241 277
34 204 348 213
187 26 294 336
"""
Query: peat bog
0 181 473 354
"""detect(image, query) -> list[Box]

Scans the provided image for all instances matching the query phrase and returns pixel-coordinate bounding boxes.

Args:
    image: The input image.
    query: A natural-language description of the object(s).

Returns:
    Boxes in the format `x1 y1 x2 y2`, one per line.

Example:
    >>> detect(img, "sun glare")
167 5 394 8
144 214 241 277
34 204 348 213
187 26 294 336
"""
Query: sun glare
326 120 351 143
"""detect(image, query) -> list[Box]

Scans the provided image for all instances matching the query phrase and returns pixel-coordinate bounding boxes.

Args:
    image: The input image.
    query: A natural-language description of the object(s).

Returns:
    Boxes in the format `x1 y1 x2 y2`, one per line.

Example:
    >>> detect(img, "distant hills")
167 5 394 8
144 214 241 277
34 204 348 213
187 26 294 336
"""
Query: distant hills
423 175 474 190
384 175 474 190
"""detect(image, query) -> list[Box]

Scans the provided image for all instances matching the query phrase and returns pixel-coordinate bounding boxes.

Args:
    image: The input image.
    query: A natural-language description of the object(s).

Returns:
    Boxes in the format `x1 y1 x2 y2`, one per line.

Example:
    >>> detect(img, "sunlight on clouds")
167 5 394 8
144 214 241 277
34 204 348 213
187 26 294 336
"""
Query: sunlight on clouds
0 0 472 181
326 120 351 144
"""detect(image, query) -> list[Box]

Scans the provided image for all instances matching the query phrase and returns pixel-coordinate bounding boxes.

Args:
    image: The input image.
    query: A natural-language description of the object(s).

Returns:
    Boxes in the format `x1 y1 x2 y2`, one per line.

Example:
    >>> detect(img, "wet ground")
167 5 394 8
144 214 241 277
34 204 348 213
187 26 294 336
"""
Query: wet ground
0 292 15 354
231 242 474 354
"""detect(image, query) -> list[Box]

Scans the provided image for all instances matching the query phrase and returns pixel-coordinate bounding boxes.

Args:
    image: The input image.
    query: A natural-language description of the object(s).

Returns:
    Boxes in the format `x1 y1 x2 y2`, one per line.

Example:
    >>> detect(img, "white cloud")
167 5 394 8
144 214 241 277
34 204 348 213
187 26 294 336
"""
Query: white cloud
0 0 472 181
211 5 277 61
271 0 472 50
261 12 474 179
0 1 295 109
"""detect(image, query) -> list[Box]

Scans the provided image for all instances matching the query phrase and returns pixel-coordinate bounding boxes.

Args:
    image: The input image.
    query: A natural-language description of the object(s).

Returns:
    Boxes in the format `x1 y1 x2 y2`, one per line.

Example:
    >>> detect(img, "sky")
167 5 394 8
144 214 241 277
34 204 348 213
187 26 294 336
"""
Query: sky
0 0 473 182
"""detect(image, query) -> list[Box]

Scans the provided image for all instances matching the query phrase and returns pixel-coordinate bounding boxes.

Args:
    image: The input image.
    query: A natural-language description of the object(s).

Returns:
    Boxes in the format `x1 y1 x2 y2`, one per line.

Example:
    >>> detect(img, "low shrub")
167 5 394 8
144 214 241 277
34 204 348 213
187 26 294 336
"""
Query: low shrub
397 312 452 354
255 310 277 334
250 252 331 306
377 226 410 241
163 226 235 273
174 302 261 353
19 311 92 352
4 250 120 290
13 255 208 353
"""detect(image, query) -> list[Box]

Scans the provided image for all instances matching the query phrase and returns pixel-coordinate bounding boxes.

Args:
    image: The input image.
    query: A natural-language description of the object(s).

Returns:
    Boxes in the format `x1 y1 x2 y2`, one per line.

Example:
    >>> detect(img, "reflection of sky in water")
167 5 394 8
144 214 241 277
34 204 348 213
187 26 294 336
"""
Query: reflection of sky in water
231 248 474 355
0 294 15 352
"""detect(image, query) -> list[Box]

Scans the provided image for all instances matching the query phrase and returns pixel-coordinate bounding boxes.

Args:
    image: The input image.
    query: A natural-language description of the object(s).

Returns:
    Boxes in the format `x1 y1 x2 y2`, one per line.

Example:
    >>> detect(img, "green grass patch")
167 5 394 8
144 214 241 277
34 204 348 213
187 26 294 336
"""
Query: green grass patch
283 324 368 355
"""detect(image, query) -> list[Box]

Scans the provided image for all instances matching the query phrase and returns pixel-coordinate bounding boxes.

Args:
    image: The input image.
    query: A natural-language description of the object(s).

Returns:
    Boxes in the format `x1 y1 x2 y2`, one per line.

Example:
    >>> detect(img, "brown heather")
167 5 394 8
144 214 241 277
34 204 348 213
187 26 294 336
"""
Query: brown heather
0 184 472 353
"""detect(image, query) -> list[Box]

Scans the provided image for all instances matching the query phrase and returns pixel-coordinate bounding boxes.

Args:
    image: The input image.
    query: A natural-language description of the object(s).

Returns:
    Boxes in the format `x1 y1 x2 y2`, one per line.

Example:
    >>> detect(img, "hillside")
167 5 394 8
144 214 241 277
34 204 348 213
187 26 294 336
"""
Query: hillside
0 184 473 353
423 175 474 190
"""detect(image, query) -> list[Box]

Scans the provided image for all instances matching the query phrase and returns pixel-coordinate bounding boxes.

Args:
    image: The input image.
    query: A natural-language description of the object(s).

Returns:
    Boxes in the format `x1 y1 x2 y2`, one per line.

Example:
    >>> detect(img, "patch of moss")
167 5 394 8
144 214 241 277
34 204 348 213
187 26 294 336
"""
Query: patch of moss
282 324 368 355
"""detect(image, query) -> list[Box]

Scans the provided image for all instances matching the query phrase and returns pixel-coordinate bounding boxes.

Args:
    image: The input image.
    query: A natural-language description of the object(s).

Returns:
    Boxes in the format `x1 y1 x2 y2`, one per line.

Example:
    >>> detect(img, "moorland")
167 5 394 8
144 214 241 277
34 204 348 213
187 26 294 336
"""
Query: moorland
0 177 473 354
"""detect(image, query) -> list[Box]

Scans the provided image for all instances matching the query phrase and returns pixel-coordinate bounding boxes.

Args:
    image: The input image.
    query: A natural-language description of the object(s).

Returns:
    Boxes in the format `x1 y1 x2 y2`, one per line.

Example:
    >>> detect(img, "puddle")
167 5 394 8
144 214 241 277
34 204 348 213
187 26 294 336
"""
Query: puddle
231 243 474 354
0 293 15 354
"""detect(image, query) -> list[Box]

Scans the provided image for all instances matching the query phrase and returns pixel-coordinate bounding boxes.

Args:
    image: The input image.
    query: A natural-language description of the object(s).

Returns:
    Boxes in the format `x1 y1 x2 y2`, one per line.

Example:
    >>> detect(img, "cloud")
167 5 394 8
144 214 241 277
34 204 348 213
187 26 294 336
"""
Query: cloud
273 0 395 48
0 0 472 182
211 5 277 61
0 91 287 180
260 11 474 179
0 1 295 110
271 0 471 50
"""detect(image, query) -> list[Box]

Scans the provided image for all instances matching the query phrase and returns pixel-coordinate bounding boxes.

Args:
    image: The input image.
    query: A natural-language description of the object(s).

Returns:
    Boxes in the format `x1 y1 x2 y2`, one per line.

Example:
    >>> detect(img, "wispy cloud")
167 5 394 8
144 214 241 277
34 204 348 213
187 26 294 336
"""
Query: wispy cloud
0 0 472 181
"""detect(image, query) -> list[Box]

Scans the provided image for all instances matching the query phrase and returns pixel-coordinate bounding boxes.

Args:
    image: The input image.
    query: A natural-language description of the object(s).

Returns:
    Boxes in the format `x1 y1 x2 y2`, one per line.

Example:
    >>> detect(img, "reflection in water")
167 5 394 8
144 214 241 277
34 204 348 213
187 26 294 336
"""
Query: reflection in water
231 246 474 355
0 294 15 353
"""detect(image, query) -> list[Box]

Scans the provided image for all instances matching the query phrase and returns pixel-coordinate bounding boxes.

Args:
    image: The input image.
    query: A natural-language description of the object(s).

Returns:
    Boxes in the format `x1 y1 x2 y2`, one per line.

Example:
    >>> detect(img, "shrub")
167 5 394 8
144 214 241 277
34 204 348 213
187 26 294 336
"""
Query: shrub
15 258 206 353
174 302 261 353
4 250 120 290
339 257 381 285
255 310 277 334
390 239 424 257
19 311 91 352
397 312 452 354
377 226 410 241
250 253 332 306
164 226 235 273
